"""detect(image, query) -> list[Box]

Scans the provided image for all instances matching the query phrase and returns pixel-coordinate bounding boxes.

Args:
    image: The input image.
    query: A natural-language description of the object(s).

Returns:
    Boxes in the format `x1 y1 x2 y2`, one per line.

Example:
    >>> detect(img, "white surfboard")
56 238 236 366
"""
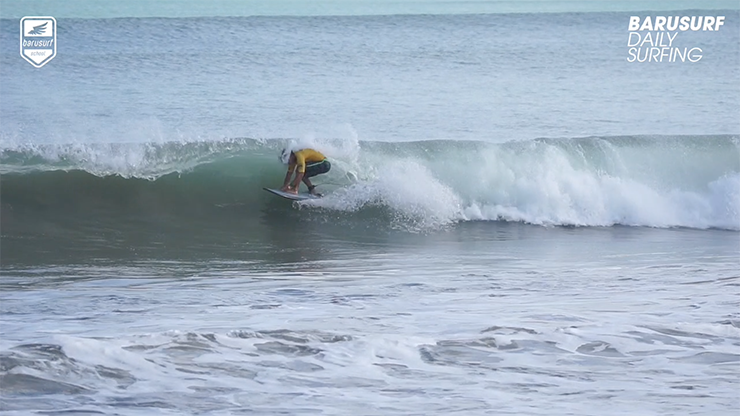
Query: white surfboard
263 187 320 201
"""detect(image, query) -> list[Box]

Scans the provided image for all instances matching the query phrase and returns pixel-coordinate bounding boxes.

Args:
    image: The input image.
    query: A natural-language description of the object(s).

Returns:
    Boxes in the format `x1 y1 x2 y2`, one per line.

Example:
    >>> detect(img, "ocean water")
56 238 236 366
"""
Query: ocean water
1 2 740 415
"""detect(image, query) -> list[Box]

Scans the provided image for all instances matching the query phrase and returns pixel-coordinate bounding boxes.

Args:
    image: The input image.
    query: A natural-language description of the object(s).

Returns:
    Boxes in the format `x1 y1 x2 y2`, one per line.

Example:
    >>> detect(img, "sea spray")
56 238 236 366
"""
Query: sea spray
1 135 738 230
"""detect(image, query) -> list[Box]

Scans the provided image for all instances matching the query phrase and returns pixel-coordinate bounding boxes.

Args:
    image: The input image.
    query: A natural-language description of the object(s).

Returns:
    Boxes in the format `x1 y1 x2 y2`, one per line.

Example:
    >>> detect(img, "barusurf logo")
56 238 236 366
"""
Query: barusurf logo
20 16 57 68
626 15 725 63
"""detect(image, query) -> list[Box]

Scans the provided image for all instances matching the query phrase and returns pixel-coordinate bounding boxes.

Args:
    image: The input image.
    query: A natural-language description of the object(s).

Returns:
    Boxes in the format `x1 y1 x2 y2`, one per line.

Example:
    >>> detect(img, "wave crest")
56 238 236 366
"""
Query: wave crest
1 135 738 231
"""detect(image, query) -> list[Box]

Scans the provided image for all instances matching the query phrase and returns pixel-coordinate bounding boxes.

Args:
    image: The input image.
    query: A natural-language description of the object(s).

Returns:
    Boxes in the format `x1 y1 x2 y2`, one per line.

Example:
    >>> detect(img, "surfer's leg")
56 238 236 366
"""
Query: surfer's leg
303 177 322 195
305 160 330 178
303 160 329 195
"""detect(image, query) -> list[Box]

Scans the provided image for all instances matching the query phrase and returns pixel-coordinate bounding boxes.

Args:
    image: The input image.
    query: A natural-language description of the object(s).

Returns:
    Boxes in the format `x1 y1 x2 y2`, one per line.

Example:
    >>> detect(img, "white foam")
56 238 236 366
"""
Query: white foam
308 159 463 230
3 134 738 230
312 137 740 230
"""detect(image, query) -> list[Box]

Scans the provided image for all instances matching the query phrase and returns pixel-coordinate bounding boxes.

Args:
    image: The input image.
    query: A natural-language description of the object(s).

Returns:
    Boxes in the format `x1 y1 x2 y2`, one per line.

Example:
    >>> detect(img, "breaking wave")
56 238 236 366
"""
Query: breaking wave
1 135 738 231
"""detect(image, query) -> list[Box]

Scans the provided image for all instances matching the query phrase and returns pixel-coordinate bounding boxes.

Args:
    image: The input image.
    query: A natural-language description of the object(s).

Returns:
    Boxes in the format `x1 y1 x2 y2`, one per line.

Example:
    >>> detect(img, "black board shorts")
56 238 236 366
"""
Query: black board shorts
305 159 331 178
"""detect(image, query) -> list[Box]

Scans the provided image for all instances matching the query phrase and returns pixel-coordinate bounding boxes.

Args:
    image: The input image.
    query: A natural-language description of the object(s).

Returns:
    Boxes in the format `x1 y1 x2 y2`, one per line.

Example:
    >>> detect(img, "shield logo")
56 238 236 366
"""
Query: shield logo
20 16 57 68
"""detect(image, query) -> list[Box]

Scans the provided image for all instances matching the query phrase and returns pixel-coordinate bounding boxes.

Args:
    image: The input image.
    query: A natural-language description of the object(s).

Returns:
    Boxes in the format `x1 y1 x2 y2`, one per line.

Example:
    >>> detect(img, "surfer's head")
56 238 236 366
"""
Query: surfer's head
279 148 292 164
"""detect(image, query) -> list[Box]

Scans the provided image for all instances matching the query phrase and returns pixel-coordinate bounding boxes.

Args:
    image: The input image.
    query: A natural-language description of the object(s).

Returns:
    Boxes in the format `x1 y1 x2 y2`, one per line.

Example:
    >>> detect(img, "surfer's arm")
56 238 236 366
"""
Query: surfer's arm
290 171 305 191
285 153 307 191
281 165 296 191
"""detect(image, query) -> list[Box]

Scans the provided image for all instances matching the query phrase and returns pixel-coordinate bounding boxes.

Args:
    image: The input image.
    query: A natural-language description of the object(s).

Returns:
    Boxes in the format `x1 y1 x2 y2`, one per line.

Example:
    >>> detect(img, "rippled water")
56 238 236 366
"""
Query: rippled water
2 225 739 415
1 3 739 414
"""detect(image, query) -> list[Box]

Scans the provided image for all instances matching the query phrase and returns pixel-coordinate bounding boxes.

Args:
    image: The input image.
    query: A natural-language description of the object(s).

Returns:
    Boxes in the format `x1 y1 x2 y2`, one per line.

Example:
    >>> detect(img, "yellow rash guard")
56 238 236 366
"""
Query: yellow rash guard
290 149 326 173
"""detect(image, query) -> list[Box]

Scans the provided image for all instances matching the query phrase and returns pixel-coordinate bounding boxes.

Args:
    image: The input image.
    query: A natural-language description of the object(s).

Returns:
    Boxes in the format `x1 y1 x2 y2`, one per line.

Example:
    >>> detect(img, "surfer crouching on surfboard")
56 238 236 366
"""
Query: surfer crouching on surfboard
279 148 331 196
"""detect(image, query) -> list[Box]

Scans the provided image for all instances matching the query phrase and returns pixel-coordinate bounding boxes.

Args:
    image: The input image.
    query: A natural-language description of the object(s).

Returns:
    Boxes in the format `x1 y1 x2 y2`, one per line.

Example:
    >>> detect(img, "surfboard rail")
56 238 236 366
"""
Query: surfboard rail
263 187 319 201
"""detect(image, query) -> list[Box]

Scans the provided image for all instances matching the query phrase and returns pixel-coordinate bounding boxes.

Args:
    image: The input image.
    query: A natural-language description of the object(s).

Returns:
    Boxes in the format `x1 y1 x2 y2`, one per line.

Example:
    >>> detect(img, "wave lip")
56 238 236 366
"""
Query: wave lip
1 135 738 232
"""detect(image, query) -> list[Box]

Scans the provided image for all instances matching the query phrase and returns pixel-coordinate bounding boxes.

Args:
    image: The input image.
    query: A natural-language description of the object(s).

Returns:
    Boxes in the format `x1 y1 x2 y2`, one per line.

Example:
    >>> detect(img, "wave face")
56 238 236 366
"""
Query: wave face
1 135 739 232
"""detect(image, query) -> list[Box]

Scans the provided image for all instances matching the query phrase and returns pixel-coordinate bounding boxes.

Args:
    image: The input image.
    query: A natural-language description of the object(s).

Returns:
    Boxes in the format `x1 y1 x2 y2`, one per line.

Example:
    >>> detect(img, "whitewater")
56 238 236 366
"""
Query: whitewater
1 4 739 416
2 135 738 232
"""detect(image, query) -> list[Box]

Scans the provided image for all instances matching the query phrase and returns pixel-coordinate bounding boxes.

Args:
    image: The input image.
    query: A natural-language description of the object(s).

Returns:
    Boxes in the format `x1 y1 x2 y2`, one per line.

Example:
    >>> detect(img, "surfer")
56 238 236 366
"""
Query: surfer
279 148 331 195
